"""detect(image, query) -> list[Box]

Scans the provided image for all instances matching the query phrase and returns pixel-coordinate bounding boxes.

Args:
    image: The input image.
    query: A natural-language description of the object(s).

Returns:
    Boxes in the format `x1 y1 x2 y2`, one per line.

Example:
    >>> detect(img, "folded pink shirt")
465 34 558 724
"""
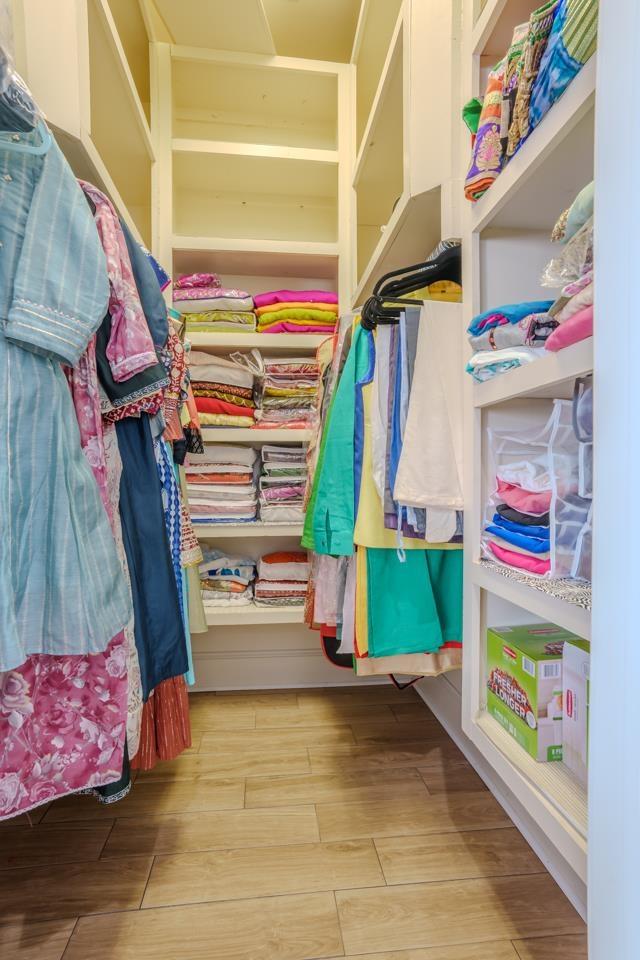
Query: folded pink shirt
488 541 551 575
545 305 593 352
497 479 552 516
254 289 338 308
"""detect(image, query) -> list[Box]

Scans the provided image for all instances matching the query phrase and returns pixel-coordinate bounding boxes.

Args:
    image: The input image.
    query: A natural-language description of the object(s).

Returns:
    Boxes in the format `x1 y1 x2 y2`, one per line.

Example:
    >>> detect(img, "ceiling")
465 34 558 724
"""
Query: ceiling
147 0 361 62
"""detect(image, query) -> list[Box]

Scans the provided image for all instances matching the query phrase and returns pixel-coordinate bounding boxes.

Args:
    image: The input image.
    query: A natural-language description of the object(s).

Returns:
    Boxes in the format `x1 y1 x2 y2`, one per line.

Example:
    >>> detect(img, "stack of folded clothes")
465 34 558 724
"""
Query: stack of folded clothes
186 443 259 524
189 350 256 427
466 300 555 382
256 356 320 429
254 289 339 335
254 551 310 607
199 549 257 609
483 479 552 576
464 1 599 202
174 272 256 333
543 182 594 353
258 444 307 524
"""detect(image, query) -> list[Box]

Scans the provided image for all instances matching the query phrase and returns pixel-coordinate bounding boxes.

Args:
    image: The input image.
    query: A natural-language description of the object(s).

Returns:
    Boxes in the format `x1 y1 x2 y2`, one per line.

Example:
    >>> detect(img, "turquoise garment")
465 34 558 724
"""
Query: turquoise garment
0 122 132 671
310 325 372 556
366 548 463 657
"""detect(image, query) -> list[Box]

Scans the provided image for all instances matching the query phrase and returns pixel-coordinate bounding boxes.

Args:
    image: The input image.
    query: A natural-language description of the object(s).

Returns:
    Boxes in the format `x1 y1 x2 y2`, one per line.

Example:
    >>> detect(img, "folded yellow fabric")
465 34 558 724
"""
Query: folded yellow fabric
255 302 338 318
257 307 338 325
198 413 255 427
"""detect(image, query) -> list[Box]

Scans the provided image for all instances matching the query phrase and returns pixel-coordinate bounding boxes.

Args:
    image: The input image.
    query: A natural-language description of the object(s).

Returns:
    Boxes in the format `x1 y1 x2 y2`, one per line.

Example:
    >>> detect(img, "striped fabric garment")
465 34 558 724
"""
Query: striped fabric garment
0 123 131 671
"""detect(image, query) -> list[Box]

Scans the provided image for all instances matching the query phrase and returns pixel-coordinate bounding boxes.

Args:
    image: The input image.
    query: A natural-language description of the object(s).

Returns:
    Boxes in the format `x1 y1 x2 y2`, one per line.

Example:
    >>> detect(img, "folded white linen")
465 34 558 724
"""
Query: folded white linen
188 444 258 468
258 504 305 523
189 352 255 389
257 558 310 581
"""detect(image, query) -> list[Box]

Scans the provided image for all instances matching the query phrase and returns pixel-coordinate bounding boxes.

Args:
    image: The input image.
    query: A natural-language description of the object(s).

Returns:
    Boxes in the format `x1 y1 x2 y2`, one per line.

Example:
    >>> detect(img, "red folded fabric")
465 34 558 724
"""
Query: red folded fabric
195 397 256 418
261 551 308 565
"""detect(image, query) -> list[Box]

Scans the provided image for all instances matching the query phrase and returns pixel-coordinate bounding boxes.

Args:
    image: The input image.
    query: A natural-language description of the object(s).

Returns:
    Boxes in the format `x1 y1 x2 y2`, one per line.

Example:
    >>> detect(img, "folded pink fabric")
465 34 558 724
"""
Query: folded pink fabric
497 479 552 516
254 289 338 308
174 273 221 289
545 305 593 352
488 541 551 575
258 321 336 335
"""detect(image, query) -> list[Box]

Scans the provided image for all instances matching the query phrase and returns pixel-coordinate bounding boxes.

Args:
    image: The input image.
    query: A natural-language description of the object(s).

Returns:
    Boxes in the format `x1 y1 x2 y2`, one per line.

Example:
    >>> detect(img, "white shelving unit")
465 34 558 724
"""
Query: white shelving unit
205 605 305 627
195 523 303 540
460 0 596 915
150 39 355 691
350 0 462 305
188 333 329 352
15 0 155 245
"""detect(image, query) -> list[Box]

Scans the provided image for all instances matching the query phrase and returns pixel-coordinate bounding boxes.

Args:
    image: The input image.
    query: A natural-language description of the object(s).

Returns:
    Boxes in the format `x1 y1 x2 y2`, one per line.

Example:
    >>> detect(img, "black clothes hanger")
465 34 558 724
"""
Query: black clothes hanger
361 241 462 330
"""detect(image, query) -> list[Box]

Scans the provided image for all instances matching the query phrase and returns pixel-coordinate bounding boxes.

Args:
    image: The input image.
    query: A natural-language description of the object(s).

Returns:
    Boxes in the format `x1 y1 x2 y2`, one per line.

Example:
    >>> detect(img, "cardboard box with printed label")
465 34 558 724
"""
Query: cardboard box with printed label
562 637 590 786
486 623 583 762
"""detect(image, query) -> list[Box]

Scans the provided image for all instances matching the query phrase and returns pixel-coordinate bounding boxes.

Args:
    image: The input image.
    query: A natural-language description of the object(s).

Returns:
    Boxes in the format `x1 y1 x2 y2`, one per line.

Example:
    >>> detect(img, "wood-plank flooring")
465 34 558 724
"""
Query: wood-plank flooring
0 686 587 960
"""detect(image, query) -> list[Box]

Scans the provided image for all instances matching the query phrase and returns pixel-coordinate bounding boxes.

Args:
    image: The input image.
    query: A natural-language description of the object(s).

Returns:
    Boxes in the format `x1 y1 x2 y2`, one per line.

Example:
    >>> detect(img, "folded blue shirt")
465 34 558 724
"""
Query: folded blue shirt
468 301 554 336
485 524 551 553
491 513 550 540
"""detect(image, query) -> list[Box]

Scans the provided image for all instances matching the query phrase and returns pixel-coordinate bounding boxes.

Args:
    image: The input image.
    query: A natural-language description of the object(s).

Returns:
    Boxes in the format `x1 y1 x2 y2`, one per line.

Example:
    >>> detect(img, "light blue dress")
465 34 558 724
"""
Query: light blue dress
0 120 132 671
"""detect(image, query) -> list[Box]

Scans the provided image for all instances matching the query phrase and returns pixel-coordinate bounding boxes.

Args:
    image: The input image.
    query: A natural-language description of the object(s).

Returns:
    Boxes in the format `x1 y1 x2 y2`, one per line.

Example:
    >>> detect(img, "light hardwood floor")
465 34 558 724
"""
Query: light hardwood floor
0 686 587 960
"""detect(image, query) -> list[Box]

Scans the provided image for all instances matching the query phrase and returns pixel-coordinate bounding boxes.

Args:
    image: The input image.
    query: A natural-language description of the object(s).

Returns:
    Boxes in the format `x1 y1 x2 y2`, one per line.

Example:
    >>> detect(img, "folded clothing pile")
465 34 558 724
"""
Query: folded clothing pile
543 182 594 353
254 289 339 335
467 183 595 383
466 300 555 382
254 551 310 607
199 549 256 608
174 272 256 333
256 357 320 429
189 350 256 426
464 0 599 202
258 444 307 523
483 487 552 577
186 443 258 524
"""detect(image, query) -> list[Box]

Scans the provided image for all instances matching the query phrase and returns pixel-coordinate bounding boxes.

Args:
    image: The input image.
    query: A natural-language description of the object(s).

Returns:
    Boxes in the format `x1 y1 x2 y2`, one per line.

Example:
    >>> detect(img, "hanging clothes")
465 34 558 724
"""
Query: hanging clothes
0 130 131 674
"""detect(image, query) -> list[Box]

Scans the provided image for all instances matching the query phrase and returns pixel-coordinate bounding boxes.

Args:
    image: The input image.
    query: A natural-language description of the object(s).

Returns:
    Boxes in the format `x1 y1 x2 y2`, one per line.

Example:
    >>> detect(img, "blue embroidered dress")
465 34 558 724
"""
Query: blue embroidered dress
0 121 132 671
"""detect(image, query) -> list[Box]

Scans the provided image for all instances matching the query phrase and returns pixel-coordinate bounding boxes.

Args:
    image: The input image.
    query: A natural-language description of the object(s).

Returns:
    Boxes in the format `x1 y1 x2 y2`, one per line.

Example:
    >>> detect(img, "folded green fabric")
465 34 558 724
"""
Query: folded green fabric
258 307 338 325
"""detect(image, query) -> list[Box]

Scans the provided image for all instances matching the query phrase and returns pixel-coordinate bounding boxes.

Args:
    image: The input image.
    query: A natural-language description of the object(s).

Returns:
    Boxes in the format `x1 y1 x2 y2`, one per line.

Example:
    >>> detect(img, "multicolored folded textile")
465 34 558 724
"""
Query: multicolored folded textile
255 302 338 318
530 0 598 130
507 0 561 155
464 59 507 201
466 346 546 381
175 272 221 290
468 301 555 336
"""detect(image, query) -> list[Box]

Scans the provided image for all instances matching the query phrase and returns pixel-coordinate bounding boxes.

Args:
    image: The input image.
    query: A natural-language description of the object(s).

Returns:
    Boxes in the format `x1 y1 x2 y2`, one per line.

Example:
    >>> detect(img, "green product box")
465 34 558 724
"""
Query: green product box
486 623 582 762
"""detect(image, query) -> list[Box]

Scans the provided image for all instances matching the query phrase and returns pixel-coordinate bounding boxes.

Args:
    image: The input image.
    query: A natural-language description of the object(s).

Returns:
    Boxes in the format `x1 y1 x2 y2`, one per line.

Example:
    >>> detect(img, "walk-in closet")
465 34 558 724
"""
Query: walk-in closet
0 2 630 959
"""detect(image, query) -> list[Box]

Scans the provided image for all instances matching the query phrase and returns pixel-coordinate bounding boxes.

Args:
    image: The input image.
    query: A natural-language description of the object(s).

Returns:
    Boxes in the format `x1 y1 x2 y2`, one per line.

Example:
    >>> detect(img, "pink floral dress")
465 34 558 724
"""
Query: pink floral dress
0 338 139 820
